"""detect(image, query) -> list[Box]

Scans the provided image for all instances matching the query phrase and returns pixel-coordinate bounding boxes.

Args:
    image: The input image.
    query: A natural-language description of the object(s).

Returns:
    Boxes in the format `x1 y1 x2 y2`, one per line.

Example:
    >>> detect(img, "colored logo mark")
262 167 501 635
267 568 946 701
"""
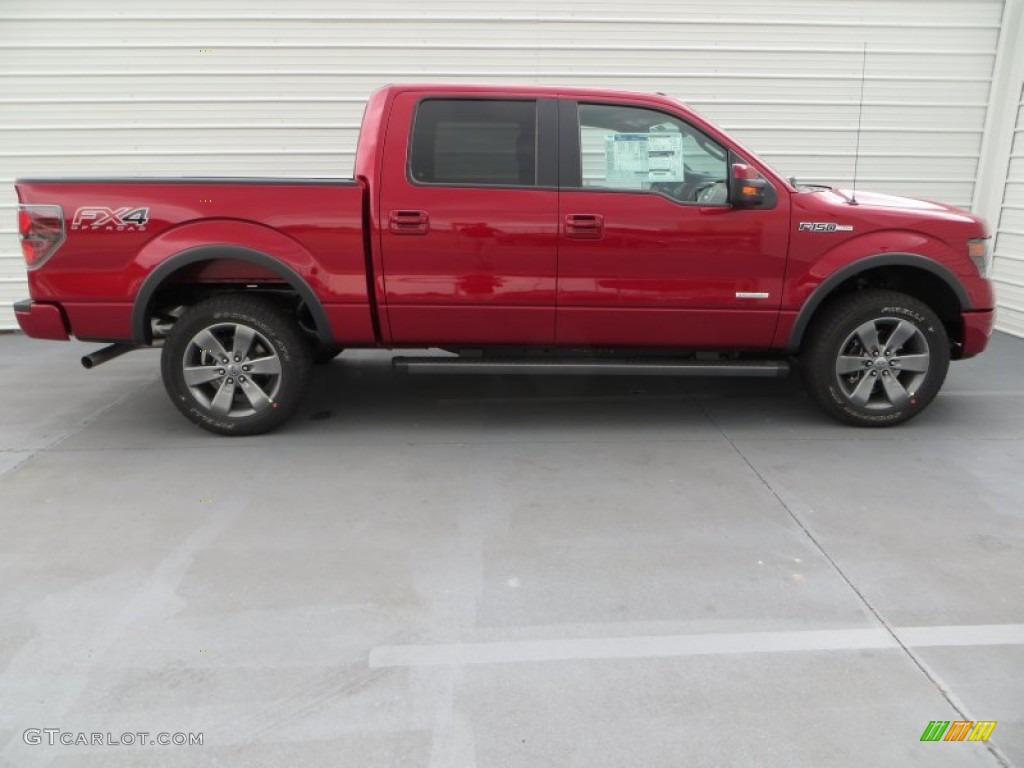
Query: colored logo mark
920 720 997 742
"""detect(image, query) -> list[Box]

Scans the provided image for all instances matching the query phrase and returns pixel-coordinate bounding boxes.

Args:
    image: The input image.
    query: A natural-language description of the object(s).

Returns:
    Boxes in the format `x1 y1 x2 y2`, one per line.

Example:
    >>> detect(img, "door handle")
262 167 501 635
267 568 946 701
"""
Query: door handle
389 210 430 235
565 213 604 239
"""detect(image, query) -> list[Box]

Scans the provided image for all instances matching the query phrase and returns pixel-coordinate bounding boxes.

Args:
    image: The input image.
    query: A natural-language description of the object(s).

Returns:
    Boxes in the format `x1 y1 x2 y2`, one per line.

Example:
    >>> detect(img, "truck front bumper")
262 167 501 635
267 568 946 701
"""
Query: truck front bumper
14 299 70 340
960 308 995 359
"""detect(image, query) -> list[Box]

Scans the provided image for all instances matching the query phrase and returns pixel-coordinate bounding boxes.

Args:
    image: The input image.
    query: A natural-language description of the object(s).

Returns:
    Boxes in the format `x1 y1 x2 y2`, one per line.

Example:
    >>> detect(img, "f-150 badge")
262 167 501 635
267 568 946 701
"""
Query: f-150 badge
798 222 853 233
72 206 149 232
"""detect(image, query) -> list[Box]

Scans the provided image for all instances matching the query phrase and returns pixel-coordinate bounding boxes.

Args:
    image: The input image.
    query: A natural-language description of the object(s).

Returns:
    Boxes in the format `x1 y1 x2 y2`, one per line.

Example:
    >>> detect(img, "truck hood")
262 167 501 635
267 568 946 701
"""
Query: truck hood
810 187 983 230
832 188 964 215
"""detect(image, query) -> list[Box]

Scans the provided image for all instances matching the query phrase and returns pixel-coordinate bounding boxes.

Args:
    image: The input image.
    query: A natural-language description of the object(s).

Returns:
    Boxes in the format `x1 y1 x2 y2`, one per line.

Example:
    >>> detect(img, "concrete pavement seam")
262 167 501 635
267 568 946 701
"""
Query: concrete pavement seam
0 377 157 481
690 396 1014 768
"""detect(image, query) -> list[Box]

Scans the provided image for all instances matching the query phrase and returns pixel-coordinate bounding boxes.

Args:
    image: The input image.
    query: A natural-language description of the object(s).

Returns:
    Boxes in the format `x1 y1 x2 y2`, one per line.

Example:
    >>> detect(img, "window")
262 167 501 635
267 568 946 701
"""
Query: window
577 103 729 204
410 99 537 187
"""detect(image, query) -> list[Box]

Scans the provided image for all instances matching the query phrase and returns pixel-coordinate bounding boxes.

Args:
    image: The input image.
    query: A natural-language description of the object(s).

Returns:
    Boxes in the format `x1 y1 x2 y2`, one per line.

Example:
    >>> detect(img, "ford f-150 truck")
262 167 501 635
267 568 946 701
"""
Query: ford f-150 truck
14 84 995 435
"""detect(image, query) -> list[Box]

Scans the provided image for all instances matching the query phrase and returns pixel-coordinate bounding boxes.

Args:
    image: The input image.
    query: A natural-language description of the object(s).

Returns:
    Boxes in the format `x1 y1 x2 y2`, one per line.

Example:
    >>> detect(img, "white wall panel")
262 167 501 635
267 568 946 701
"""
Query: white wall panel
0 0 1006 328
992 92 1024 336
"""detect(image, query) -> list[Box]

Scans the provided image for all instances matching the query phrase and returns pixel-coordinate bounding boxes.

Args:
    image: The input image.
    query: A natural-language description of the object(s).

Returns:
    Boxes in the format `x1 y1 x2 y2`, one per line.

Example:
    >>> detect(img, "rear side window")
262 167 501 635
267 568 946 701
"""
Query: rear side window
409 99 537 187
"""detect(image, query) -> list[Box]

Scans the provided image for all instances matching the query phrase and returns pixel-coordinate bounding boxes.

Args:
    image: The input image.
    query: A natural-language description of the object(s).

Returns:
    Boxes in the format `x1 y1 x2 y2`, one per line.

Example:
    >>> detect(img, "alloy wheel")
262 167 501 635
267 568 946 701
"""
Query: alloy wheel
181 322 283 418
834 317 930 410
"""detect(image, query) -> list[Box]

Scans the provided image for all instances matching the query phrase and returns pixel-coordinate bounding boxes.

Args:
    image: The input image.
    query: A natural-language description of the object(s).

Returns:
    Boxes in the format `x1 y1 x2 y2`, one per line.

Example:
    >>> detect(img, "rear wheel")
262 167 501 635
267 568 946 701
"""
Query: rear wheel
161 295 313 435
801 289 950 426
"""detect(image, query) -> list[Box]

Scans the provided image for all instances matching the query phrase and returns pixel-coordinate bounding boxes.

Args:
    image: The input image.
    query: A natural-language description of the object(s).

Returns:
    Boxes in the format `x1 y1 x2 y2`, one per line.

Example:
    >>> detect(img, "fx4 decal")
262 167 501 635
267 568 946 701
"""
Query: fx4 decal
798 222 854 233
72 206 150 232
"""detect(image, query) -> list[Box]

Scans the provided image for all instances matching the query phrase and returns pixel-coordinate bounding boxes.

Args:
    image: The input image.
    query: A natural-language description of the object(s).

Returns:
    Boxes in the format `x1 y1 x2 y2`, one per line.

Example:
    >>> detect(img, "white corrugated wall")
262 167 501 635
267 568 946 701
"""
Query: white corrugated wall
993 87 1024 336
0 0 1012 331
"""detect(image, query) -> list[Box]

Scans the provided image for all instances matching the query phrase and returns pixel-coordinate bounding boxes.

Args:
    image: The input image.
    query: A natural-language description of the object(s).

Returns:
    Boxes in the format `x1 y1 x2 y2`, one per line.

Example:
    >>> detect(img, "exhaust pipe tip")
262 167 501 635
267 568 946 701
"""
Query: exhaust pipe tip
81 343 137 369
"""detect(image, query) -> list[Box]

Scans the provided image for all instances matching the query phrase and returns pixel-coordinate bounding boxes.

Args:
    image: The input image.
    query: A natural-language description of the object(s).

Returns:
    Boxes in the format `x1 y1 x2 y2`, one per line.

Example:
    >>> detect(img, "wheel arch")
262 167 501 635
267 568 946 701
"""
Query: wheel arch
131 245 333 345
785 253 969 354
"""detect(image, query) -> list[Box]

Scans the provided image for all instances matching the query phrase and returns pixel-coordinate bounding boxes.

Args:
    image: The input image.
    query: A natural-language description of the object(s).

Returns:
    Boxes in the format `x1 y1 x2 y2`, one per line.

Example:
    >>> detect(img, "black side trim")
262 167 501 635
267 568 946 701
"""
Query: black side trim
558 99 582 187
785 252 971 352
395 357 789 378
537 98 559 189
13 298 33 313
358 180 383 344
131 245 333 345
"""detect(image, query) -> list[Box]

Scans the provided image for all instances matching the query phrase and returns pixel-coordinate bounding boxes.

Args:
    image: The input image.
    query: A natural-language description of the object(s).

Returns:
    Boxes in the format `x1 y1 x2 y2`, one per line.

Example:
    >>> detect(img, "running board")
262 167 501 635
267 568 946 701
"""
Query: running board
392 357 790 378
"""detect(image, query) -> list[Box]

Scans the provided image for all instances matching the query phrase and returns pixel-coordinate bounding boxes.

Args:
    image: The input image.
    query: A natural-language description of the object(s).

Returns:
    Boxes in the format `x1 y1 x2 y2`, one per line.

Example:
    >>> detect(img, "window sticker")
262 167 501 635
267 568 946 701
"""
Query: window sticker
647 133 685 181
604 132 684 187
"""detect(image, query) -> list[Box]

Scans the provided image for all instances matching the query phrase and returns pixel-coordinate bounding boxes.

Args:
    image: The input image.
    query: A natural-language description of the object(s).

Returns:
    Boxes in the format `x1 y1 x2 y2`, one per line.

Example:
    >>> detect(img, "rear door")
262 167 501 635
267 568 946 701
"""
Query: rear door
379 93 559 345
555 99 789 348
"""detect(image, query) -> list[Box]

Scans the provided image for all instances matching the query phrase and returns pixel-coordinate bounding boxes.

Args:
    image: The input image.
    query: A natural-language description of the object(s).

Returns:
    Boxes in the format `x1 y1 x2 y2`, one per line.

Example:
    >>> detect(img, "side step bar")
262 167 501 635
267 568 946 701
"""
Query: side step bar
393 357 790 378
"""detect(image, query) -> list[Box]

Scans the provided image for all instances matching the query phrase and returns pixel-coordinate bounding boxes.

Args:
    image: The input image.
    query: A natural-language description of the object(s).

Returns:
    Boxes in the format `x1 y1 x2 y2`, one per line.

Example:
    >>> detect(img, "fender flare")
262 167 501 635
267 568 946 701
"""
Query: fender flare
785 252 970 352
131 244 333 344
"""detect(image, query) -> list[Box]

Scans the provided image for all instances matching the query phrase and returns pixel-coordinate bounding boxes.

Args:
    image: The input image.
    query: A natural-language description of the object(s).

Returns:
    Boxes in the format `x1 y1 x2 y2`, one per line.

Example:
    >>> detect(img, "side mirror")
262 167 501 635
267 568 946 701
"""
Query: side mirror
731 163 766 207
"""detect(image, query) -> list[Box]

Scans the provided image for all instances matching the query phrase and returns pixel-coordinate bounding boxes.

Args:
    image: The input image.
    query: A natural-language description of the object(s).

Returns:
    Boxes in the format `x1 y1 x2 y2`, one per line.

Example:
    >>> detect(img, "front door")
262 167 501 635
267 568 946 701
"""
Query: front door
556 100 789 348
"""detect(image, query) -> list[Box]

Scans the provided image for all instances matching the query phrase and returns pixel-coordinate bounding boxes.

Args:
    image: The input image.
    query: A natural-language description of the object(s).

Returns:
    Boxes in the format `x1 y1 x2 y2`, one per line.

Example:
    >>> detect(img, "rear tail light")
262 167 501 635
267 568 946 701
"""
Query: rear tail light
18 204 65 269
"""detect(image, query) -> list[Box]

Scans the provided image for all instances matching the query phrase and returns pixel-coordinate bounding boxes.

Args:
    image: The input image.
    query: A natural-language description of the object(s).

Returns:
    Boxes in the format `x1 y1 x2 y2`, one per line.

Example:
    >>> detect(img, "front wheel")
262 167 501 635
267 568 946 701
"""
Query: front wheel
800 289 950 426
161 295 313 435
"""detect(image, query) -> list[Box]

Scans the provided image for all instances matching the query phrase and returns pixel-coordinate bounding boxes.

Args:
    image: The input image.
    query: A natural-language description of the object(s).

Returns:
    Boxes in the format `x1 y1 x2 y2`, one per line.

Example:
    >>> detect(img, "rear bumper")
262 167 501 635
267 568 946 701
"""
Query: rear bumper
13 299 70 340
960 308 995 358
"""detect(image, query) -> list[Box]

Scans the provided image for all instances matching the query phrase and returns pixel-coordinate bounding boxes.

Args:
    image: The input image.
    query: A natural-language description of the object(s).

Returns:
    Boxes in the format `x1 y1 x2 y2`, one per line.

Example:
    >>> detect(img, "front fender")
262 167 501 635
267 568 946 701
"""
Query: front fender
779 253 970 353
784 229 974 309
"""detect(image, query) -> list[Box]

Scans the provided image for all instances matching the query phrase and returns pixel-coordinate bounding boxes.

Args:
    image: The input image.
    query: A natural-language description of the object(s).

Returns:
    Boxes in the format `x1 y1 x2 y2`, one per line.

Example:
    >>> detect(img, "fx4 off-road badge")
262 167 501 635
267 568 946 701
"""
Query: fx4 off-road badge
72 206 149 232
798 222 853 233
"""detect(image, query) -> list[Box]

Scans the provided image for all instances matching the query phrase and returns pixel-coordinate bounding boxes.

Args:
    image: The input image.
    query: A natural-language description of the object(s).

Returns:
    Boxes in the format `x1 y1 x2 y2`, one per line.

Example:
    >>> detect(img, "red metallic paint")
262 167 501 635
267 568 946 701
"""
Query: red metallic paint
13 301 69 340
355 87 394 344
961 309 995 358
13 84 994 360
378 89 559 345
61 302 133 341
556 191 788 347
784 189 994 312
16 180 375 344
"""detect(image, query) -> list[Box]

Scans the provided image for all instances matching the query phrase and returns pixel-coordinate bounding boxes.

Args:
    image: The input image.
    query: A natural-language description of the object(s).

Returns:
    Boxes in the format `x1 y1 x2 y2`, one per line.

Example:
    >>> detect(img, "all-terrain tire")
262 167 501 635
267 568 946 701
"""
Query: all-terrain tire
161 294 313 436
800 289 950 427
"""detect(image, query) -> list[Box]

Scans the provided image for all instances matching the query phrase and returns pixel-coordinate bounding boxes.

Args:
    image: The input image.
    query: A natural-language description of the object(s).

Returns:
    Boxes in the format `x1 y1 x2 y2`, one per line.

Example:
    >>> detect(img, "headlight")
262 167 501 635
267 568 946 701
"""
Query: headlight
968 237 992 278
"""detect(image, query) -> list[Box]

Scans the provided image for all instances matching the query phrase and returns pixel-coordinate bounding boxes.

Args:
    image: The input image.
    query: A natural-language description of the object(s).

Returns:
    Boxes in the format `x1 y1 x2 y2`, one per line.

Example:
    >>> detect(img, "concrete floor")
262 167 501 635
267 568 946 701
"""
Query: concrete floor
0 331 1022 767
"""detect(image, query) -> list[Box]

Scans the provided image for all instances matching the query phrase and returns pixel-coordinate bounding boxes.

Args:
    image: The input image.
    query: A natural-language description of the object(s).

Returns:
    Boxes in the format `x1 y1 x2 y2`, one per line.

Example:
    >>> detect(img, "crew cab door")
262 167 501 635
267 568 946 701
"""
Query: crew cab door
378 93 559 344
555 100 789 347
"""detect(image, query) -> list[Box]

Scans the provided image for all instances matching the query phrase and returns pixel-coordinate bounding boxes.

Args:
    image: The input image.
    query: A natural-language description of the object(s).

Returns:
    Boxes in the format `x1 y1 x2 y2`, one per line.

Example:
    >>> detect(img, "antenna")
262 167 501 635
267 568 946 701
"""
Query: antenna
850 42 868 205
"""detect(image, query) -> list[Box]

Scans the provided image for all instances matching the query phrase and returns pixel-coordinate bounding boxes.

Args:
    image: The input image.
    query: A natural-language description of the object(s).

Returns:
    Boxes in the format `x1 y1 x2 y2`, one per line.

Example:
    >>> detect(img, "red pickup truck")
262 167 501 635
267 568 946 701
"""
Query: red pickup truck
15 84 995 435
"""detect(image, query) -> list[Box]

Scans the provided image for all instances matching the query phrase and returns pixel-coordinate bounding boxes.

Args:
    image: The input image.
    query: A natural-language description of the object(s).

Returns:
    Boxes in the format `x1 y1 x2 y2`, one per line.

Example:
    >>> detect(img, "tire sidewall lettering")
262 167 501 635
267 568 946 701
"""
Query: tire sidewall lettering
161 295 313 436
802 289 951 428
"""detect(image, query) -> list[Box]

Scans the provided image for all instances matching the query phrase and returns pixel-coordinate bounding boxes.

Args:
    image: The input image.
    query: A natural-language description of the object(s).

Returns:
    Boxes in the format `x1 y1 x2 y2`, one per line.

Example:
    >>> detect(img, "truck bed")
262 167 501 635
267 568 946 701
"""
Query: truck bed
15 177 375 344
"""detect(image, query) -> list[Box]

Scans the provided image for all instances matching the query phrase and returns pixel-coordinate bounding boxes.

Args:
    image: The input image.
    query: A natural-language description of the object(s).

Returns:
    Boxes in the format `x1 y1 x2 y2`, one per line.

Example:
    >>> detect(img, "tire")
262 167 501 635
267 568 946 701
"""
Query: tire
800 289 950 427
161 295 313 436
311 345 344 365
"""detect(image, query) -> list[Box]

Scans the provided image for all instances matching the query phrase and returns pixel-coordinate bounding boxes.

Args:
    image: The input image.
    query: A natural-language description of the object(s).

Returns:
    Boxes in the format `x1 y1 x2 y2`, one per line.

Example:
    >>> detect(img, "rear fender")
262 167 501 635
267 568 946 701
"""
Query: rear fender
129 219 331 344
